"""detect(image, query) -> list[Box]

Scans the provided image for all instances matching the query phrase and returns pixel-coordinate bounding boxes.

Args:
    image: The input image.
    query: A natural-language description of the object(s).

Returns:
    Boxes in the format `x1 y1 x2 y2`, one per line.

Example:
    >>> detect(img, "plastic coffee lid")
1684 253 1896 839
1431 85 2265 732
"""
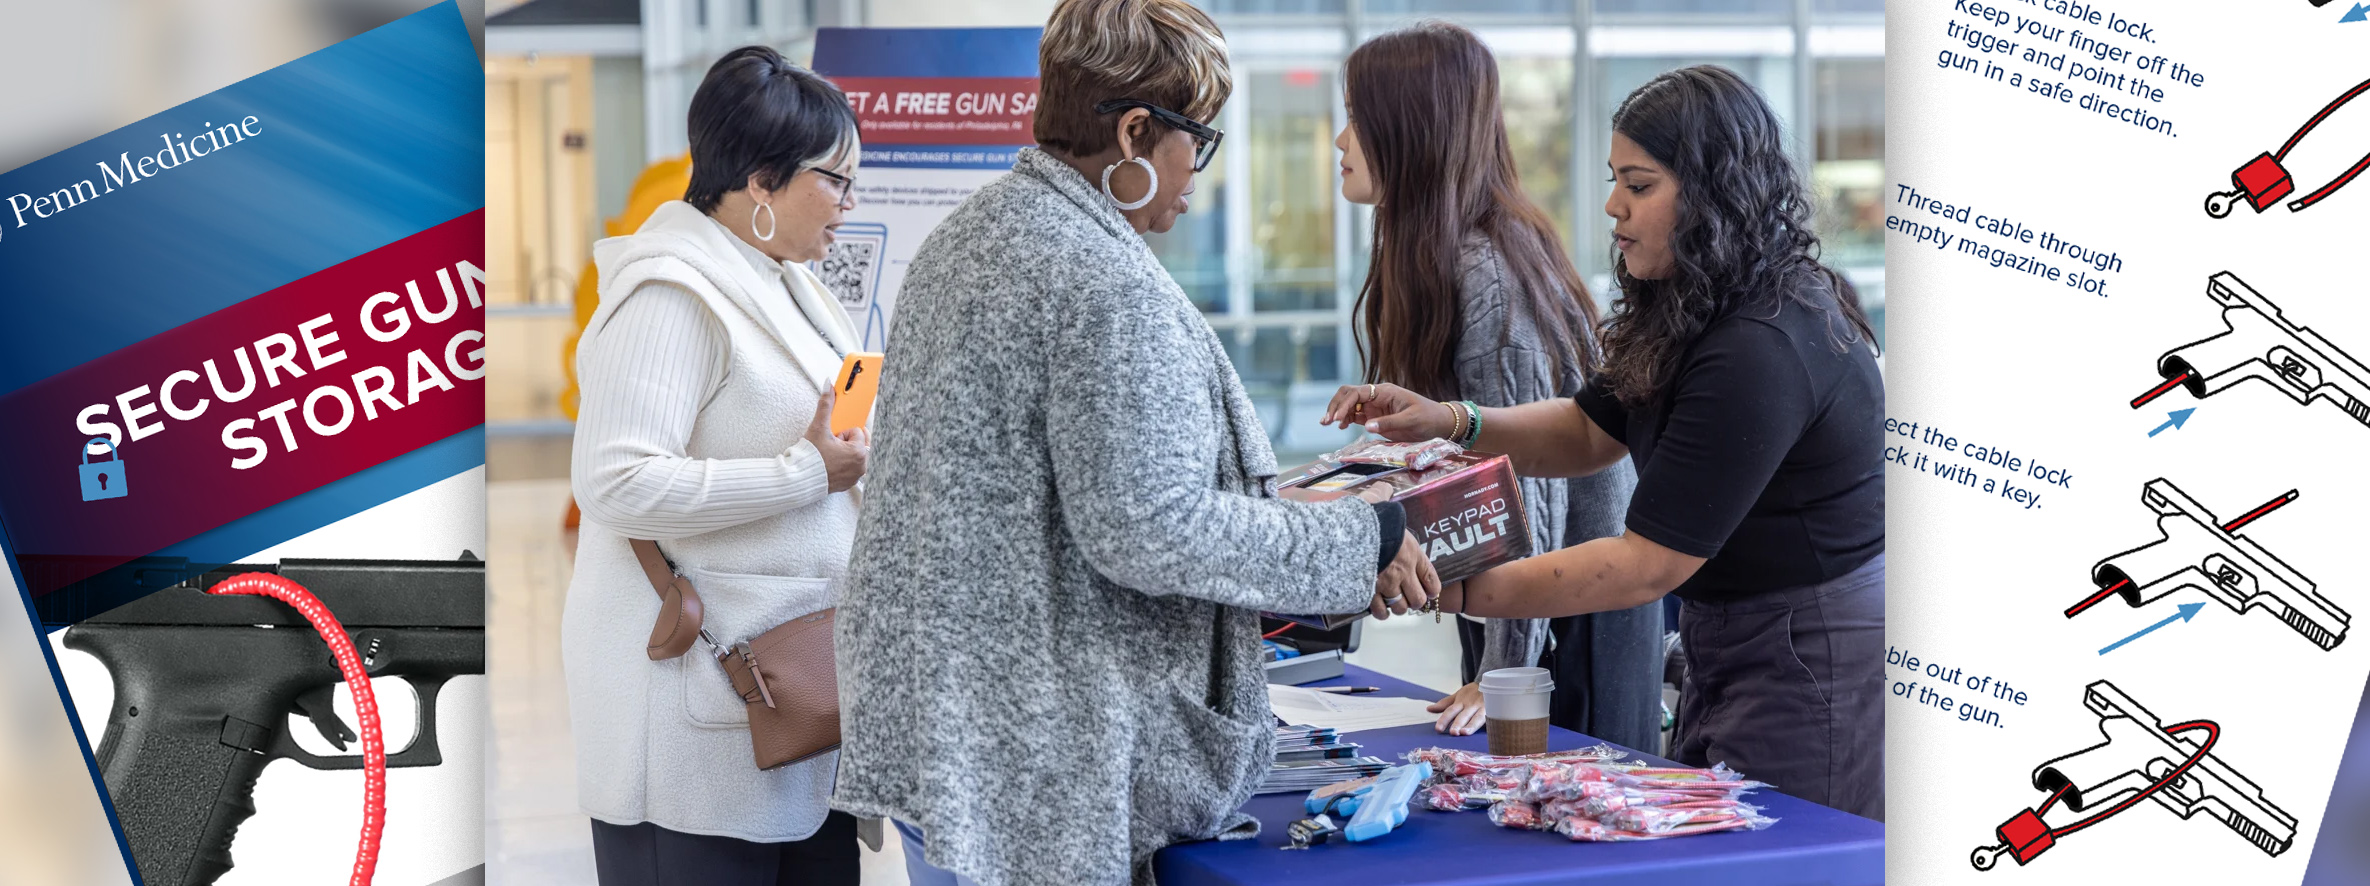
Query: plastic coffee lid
1478 666 1554 695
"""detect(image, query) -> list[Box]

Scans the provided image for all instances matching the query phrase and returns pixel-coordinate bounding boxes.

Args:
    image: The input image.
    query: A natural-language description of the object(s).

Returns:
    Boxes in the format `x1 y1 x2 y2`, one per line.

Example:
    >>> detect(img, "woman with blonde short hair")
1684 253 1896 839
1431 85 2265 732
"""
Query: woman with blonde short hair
830 1 1436 884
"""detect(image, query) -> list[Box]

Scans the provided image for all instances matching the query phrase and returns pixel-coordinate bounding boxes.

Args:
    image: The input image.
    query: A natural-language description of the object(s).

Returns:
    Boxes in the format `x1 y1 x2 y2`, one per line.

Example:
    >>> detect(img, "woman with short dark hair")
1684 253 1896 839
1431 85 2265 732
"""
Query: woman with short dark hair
1332 21 1660 754
562 45 872 884
831 1 1435 883
1331 64 1886 820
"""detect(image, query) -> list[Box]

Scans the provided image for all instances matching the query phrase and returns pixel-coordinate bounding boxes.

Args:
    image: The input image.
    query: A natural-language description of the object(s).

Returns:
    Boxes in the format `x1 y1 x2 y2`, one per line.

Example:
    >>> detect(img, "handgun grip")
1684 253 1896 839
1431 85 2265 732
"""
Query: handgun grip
98 716 274 886
65 623 327 886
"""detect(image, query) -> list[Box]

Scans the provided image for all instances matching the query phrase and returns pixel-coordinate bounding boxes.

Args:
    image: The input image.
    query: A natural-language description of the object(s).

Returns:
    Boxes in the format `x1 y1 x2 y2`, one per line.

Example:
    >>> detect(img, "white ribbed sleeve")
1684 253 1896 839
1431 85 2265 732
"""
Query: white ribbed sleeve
571 280 830 539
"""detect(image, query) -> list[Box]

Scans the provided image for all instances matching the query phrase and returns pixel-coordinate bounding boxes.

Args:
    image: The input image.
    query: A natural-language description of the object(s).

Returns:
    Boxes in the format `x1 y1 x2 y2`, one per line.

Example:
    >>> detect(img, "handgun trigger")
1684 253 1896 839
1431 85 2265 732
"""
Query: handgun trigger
295 684 356 751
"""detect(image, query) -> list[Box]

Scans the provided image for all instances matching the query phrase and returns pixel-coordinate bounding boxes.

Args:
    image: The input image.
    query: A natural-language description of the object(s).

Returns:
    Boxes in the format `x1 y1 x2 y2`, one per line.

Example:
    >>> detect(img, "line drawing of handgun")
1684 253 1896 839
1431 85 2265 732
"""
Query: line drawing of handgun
60 557 483 886
1971 681 2296 870
2078 478 2346 650
2138 272 2370 428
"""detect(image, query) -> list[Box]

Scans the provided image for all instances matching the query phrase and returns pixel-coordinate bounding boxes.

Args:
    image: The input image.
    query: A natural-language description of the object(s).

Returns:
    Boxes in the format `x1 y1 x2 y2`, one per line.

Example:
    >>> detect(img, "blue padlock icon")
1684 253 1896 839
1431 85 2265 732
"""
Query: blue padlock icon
79 437 128 502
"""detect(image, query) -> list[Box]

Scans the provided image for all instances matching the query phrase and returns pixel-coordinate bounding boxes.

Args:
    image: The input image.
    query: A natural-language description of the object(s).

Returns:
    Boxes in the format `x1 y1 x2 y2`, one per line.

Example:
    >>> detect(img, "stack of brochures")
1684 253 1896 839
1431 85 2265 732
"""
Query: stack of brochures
1260 725 1390 794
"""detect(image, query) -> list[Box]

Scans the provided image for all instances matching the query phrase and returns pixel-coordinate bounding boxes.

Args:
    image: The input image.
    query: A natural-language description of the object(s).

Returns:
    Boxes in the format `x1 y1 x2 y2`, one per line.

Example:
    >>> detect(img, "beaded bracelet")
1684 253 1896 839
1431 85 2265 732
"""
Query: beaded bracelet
1445 401 1467 443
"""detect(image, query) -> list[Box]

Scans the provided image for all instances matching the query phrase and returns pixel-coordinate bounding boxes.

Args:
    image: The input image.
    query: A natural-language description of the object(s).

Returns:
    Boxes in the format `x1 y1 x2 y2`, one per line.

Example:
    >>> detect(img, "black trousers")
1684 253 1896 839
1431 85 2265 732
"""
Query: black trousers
590 812 861 886
1671 554 1886 821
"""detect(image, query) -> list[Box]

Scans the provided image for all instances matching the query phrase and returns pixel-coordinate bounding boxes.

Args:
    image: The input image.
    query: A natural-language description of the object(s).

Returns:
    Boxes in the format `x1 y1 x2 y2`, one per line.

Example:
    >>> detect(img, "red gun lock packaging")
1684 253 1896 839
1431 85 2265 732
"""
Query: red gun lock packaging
1266 441 1533 629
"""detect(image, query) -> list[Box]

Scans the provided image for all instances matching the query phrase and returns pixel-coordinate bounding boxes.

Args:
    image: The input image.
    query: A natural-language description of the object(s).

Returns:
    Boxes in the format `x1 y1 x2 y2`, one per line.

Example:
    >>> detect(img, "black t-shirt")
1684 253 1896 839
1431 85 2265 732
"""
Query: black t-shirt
1574 295 1884 601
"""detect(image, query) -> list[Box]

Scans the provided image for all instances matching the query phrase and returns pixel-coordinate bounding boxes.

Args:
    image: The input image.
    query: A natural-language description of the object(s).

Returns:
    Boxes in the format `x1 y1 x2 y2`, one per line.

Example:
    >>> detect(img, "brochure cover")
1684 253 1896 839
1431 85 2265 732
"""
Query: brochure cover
0 4 485 885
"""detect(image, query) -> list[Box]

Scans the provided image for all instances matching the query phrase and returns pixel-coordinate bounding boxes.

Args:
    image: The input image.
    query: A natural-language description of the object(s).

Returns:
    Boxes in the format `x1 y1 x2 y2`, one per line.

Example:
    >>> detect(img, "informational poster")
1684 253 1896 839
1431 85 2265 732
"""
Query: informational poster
1884 2 2367 883
0 5 486 885
810 27 1043 349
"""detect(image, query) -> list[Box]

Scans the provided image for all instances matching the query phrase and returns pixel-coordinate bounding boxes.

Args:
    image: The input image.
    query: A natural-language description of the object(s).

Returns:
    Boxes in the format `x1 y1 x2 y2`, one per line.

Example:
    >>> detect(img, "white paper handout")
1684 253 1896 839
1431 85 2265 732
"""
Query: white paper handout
1267 685 1440 733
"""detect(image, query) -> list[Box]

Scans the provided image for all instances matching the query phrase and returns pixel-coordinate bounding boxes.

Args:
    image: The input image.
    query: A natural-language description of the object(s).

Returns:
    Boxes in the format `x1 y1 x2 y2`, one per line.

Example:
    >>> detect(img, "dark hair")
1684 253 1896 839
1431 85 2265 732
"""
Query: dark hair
682 46 858 212
1036 0 1231 158
1599 65 1877 407
1346 22 1600 401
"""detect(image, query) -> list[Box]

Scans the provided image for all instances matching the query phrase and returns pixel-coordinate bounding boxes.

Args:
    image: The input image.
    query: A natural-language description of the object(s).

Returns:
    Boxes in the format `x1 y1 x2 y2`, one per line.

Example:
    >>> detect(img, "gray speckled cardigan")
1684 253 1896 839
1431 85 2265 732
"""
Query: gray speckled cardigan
1452 234 1660 752
832 148 1382 886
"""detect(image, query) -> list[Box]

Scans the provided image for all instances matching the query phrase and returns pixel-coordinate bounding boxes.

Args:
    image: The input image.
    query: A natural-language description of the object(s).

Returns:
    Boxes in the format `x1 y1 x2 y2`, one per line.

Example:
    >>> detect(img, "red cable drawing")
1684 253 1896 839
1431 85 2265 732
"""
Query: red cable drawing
2035 783 2072 816
207 573 385 886
2130 372 2191 408
2220 490 2299 534
2276 78 2370 211
2064 578 2131 618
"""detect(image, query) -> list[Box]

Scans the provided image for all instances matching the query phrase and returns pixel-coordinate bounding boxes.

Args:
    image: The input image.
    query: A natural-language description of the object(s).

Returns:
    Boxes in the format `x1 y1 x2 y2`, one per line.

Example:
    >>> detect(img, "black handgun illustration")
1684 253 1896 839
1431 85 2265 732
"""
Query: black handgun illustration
61 557 483 886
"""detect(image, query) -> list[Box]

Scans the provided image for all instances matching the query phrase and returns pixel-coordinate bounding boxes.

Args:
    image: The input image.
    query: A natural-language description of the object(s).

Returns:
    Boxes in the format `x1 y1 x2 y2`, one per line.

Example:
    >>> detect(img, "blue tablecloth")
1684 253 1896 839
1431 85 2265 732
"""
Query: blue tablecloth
1155 665 1884 886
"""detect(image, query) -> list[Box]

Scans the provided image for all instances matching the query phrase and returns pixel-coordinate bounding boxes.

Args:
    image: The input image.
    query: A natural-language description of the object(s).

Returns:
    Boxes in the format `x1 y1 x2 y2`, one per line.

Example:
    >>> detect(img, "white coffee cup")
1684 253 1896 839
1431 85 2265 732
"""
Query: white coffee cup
1479 667 1556 721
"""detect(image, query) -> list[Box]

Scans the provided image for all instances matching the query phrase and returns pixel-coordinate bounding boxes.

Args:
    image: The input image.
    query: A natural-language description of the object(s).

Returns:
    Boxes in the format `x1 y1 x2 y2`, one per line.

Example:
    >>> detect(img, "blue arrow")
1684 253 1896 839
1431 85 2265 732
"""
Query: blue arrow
2148 408 2197 437
2346 4 2370 24
2099 602 2207 655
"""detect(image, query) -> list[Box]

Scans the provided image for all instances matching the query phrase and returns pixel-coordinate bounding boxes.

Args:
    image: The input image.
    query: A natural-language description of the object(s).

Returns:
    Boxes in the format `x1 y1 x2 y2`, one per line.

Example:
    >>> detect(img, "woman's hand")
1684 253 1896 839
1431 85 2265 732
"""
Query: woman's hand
1323 383 1453 442
1428 682 1486 736
804 387 869 493
1370 530 1439 620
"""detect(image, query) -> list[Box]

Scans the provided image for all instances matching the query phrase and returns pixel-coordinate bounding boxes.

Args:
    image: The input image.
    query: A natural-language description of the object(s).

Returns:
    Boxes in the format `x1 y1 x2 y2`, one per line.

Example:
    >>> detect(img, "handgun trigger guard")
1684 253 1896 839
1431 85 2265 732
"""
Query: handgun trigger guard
275 674 450 770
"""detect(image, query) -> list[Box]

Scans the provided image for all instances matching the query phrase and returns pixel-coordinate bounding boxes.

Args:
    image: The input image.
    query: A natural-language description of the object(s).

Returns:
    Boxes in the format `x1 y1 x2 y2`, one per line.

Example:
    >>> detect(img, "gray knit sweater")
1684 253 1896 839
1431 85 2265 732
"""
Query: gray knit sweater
1452 233 1639 676
832 148 1382 886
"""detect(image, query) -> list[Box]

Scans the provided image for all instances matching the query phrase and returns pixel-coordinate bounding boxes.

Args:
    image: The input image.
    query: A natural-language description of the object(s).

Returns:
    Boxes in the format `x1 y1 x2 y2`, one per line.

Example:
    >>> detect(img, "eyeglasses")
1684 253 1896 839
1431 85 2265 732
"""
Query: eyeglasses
1094 99 1224 172
806 166 857 206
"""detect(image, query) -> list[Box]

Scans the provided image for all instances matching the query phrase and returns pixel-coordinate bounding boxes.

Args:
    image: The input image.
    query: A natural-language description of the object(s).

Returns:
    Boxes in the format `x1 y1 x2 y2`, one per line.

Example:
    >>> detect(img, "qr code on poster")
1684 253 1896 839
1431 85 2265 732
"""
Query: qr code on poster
817 240 877 308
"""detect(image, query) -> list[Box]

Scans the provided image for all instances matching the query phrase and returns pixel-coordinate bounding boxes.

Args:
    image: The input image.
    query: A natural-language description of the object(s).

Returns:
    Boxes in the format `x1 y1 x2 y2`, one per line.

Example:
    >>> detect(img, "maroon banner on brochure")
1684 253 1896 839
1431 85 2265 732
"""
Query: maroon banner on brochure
0 211 486 595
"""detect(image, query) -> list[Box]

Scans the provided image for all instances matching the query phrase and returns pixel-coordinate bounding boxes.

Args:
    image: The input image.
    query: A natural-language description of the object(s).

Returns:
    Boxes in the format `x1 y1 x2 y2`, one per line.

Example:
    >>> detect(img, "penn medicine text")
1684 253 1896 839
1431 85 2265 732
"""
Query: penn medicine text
5 116 263 231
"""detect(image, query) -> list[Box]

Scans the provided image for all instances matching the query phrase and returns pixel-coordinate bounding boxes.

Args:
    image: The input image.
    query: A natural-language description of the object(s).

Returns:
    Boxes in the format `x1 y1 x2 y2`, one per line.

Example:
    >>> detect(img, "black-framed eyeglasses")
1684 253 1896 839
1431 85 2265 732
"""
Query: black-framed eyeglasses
805 166 857 206
1094 99 1224 172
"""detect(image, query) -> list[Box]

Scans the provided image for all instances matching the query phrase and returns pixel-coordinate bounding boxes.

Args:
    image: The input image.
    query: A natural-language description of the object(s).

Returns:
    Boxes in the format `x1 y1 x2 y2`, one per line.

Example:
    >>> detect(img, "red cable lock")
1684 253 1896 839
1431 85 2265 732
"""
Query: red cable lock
207 573 387 886
2207 78 2370 217
1972 720 2218 871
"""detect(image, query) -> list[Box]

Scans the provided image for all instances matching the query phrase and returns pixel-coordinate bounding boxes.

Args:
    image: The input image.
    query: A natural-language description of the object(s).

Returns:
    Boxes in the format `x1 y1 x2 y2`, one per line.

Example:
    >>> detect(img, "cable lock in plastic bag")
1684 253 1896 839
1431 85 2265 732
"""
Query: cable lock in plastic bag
1328 437 1468 472
1407 747 1778 844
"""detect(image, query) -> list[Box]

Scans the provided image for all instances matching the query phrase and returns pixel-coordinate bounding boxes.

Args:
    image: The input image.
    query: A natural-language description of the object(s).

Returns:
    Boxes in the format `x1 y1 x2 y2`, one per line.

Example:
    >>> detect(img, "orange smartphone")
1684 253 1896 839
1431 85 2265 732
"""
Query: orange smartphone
829 352 884 435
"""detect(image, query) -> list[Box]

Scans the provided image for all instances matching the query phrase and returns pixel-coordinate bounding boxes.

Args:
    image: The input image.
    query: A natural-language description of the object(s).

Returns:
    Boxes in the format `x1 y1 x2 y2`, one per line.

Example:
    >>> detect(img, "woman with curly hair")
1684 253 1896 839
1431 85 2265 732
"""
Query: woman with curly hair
1326 64 1884 819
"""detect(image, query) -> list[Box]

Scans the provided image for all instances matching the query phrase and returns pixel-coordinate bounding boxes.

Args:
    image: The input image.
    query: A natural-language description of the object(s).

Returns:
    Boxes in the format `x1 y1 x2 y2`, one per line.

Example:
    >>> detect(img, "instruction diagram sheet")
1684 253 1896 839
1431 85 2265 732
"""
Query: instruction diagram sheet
1886 0 2369 882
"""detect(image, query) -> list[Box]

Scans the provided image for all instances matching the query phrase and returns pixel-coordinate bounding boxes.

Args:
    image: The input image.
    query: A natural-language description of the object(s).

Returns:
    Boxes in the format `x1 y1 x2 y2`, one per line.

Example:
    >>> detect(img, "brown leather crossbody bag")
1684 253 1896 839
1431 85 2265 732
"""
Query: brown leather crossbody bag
631 539 841 770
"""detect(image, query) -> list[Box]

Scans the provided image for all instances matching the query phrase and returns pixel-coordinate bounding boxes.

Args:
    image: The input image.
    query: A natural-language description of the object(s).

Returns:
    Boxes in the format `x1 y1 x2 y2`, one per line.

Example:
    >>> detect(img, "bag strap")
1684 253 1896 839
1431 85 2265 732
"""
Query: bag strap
629 538 676 599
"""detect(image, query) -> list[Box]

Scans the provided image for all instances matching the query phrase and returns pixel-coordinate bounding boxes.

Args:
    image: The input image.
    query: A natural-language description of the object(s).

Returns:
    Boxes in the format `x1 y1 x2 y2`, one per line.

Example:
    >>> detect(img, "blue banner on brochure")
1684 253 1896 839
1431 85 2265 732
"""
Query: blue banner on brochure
0 2 484 620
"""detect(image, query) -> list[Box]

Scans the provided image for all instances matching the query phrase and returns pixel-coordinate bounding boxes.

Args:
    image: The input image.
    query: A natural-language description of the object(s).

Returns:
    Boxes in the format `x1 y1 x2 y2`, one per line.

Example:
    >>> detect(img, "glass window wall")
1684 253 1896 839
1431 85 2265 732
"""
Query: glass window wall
1183 1 1884 462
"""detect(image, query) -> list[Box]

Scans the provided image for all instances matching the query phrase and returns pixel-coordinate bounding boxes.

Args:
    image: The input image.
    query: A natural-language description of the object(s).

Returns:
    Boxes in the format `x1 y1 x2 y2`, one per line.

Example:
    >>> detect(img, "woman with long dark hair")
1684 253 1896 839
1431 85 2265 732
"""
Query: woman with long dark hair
1332 22 1660 754
1327 64 1886 819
